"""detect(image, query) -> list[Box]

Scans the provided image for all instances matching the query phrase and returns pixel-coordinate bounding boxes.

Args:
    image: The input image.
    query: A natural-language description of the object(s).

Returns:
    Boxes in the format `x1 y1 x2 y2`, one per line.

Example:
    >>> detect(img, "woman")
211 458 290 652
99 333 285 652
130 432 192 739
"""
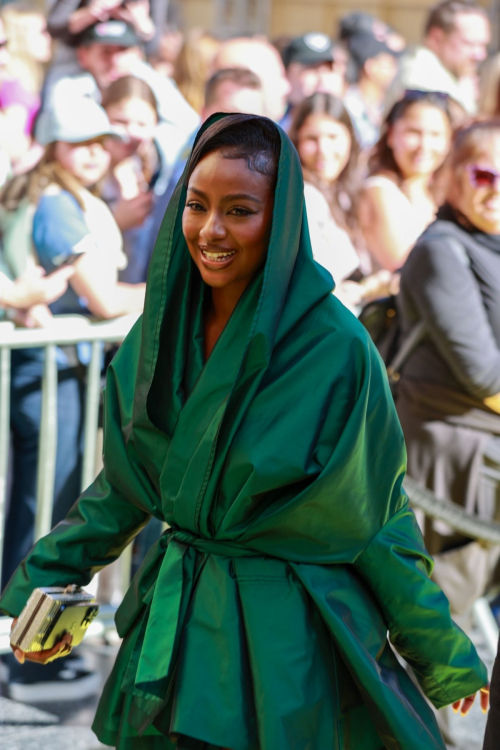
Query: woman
1 114 489 749
396 119 500 617
359 90 453 273
289 93 362 284
101 75 162 283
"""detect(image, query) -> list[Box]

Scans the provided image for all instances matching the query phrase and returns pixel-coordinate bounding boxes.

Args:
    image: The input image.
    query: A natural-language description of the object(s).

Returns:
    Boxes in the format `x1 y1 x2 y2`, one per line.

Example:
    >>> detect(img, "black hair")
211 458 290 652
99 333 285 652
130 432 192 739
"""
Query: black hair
186 114 281 189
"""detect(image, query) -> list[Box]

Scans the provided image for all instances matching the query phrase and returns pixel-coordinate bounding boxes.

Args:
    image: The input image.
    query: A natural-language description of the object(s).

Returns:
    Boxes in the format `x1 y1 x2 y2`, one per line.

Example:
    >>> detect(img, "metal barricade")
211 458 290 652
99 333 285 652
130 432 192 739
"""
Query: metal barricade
0 314 139 654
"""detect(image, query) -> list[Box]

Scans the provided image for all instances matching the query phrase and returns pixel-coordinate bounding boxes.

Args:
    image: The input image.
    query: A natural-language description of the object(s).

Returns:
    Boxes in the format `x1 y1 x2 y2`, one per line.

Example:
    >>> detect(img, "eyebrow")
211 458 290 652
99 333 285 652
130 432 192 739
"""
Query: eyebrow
187 187 262 204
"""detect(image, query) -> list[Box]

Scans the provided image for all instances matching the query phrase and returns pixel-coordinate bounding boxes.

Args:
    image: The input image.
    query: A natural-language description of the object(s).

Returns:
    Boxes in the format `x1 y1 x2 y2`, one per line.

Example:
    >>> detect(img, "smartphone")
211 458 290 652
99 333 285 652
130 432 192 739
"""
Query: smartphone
47 252 85 274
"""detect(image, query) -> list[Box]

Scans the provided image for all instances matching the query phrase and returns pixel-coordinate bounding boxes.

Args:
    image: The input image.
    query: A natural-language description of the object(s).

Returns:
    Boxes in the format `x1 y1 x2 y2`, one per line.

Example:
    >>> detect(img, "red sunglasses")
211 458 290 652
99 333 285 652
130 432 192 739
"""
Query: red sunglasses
466 164 500 189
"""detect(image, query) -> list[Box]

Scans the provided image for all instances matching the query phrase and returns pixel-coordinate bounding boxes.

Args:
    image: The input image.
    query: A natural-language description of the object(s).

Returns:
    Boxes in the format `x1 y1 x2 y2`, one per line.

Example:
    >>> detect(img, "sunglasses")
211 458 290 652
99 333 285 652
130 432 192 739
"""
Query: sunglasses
466 164 500 189
404 89 449 102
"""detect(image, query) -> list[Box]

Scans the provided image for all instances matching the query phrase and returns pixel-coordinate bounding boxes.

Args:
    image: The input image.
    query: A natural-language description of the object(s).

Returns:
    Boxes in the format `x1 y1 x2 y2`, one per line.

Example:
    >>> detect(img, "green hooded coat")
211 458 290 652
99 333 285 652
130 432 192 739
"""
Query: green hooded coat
0 116 487 750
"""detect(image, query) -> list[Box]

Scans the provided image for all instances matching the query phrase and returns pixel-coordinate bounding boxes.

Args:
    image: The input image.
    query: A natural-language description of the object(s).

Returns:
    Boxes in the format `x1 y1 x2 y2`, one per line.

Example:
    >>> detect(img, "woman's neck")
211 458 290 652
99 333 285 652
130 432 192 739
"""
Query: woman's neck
204 281 249 360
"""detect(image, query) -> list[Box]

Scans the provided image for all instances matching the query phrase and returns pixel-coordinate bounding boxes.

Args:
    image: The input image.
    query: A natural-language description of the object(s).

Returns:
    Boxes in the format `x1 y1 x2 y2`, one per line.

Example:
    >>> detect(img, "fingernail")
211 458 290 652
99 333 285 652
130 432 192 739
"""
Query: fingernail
483 708 488 714
14 649 24 664
452 707 459 714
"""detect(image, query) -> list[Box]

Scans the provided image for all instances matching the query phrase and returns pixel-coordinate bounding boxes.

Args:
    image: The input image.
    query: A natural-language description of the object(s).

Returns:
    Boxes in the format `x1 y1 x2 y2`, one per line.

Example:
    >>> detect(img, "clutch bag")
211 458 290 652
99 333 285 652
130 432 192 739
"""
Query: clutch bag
10 585 99 653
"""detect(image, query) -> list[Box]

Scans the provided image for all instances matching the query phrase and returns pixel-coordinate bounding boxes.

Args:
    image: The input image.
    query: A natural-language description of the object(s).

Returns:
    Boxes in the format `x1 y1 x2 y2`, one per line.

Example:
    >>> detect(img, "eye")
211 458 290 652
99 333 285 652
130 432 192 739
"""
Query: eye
186 201 205 212
228 207 253 216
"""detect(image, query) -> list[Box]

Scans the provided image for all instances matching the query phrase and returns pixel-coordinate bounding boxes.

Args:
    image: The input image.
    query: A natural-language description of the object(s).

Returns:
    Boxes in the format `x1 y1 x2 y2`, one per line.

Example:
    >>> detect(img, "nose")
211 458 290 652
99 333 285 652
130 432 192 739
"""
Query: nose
200 210 227 243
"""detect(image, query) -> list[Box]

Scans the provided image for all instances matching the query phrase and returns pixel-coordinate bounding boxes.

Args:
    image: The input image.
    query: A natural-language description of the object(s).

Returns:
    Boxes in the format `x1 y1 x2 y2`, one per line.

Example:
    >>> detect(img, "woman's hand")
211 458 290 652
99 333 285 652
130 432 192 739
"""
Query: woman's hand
452 684 490 715
10 617 73 665
1 266 74 310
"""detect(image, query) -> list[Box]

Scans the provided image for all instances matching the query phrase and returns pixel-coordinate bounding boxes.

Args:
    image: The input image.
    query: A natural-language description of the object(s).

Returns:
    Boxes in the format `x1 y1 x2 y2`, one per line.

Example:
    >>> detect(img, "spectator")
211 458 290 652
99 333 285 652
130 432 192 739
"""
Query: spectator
478 53 500 116
1 3 52 94
147 67 265 256
359 91 453 272
211 37 290 123
281 33 348 130
101 75 161 282
173 29 220 114
344 33 400 149
288 93 360 285
339 11 406 55
393 0 490 114
396 119 500 622
41 19 200 181
0 14 44 175
47 0 160 50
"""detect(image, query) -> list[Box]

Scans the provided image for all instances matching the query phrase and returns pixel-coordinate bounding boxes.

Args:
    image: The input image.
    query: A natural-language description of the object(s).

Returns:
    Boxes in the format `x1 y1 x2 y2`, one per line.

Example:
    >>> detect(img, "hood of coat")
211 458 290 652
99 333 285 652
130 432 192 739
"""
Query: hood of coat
131 115 334 469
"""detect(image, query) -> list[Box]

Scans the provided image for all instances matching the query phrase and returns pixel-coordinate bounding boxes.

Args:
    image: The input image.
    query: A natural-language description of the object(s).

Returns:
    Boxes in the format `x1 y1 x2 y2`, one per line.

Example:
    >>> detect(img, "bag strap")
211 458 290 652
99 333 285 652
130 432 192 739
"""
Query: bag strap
387 235 471 382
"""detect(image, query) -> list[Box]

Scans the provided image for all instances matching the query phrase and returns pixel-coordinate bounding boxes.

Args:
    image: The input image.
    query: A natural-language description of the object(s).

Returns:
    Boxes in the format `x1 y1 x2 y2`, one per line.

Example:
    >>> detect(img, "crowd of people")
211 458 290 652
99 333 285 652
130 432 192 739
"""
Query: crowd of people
0 1 500 746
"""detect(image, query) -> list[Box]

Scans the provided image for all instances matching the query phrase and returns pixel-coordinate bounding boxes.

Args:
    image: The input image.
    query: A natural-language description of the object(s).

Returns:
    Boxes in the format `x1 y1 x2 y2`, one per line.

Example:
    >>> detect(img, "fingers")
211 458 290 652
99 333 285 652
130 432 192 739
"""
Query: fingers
13 634 73 666
480 685 490 714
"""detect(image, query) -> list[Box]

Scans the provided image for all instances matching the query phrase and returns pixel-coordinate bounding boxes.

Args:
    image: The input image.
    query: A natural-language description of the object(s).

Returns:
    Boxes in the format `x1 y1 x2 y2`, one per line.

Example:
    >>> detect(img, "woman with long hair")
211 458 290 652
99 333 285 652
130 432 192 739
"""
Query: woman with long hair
1 114 489 748
289 93 363 307
101 75 163 282
359 90 453 272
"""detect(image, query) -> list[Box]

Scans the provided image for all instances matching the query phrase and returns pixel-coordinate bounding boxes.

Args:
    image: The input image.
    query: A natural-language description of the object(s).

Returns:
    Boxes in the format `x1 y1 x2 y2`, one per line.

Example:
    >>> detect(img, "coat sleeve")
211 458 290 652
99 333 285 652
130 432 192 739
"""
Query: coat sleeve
0 318 156 617
354 502 488 708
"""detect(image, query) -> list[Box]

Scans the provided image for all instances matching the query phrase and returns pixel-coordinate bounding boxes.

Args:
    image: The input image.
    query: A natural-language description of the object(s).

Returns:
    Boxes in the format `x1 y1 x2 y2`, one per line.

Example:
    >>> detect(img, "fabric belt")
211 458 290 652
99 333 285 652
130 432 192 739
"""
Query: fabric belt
116 528 259 734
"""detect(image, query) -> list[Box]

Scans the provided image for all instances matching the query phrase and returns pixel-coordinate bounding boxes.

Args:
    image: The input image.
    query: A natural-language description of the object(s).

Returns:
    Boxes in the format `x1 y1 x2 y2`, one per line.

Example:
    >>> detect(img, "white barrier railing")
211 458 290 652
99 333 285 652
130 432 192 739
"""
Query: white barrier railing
0 314 139 654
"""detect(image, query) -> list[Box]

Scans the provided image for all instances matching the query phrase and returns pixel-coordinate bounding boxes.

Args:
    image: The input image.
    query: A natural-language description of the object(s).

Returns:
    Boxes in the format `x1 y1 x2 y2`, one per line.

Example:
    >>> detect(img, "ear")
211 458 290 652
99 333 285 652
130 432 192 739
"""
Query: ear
76 47 87 68
426 26 445 49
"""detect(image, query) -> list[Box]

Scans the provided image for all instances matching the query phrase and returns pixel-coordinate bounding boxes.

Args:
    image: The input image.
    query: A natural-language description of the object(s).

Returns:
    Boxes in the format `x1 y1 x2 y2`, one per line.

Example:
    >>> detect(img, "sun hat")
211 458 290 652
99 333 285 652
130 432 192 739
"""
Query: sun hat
36 96 124 146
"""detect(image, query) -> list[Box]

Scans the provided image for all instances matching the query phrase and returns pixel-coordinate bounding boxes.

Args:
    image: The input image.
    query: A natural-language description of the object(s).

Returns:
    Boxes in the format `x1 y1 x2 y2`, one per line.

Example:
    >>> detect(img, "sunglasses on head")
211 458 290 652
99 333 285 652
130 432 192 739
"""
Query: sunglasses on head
466 164 500 189
404 89 449 102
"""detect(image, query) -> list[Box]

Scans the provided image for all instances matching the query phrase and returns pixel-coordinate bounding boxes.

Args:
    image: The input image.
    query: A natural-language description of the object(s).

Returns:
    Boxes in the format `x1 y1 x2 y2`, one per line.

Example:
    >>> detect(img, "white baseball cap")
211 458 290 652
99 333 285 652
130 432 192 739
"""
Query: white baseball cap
37 96 124 146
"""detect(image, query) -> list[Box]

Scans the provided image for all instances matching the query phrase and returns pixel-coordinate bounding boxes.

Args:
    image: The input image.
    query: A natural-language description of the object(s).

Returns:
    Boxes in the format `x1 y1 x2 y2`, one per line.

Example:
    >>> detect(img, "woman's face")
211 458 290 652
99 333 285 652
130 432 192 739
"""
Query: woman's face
183 150 274 295
296 113 351 184
387 102 451 179
54 139 111 186
452 135 500 234
105 97 158 162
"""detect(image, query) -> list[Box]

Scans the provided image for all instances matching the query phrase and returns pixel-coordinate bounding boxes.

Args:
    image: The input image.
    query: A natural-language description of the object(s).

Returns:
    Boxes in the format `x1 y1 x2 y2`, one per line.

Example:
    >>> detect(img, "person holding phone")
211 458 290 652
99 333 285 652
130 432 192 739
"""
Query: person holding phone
0 96 144 701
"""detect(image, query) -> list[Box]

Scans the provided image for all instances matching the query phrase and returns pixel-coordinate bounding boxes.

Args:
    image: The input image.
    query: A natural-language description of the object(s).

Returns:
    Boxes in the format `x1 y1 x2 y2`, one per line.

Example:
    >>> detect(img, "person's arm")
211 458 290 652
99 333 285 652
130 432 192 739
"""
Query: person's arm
404 238 500 399
0 266 74 310
359 184 428 272
354 503 488 709
33 191 146 319
69 251 145 318
47 0 123 38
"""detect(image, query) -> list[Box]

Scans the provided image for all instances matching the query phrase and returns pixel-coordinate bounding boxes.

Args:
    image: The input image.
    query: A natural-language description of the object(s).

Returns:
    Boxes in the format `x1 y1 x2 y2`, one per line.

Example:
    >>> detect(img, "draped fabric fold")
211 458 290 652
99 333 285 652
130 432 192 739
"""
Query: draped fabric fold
0 115 487 750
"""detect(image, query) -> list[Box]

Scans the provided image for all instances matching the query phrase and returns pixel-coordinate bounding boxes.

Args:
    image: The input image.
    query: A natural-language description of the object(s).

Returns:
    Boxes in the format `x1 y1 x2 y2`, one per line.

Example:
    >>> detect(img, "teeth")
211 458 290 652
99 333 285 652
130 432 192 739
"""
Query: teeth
202 250 235 261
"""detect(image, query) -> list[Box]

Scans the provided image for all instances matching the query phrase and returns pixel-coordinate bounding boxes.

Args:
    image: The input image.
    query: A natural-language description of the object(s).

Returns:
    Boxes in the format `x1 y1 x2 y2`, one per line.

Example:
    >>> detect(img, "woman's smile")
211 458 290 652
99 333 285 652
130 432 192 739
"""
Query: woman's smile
199 245 237 268
183 151 274 294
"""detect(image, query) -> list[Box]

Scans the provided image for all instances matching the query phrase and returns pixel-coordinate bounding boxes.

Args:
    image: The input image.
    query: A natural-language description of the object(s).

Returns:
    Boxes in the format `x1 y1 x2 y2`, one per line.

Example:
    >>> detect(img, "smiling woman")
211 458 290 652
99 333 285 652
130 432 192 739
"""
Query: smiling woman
0 114 490 750
182 118 278 358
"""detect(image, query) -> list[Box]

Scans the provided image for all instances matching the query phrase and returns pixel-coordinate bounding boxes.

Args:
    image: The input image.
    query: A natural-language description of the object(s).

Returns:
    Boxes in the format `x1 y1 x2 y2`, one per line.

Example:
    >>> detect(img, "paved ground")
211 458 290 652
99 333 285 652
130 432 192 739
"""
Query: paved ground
0 629 494 749
0 640 115 750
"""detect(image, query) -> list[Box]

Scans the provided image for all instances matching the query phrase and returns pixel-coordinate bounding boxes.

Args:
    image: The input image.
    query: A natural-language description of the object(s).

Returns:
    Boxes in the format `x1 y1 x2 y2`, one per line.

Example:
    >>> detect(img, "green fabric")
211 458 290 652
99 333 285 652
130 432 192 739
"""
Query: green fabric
0 115 487 750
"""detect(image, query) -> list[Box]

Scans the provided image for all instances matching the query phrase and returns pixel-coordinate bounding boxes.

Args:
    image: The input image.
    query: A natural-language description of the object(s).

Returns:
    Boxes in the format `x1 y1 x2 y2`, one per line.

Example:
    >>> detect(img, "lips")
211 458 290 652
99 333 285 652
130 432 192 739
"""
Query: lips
199 246 237 269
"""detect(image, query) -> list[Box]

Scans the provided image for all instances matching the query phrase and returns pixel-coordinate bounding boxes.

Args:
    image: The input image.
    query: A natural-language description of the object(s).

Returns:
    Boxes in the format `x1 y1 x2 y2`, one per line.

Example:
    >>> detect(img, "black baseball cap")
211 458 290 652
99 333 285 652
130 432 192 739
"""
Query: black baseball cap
282 33 335 68
78 20 140 48
348 33 400 68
